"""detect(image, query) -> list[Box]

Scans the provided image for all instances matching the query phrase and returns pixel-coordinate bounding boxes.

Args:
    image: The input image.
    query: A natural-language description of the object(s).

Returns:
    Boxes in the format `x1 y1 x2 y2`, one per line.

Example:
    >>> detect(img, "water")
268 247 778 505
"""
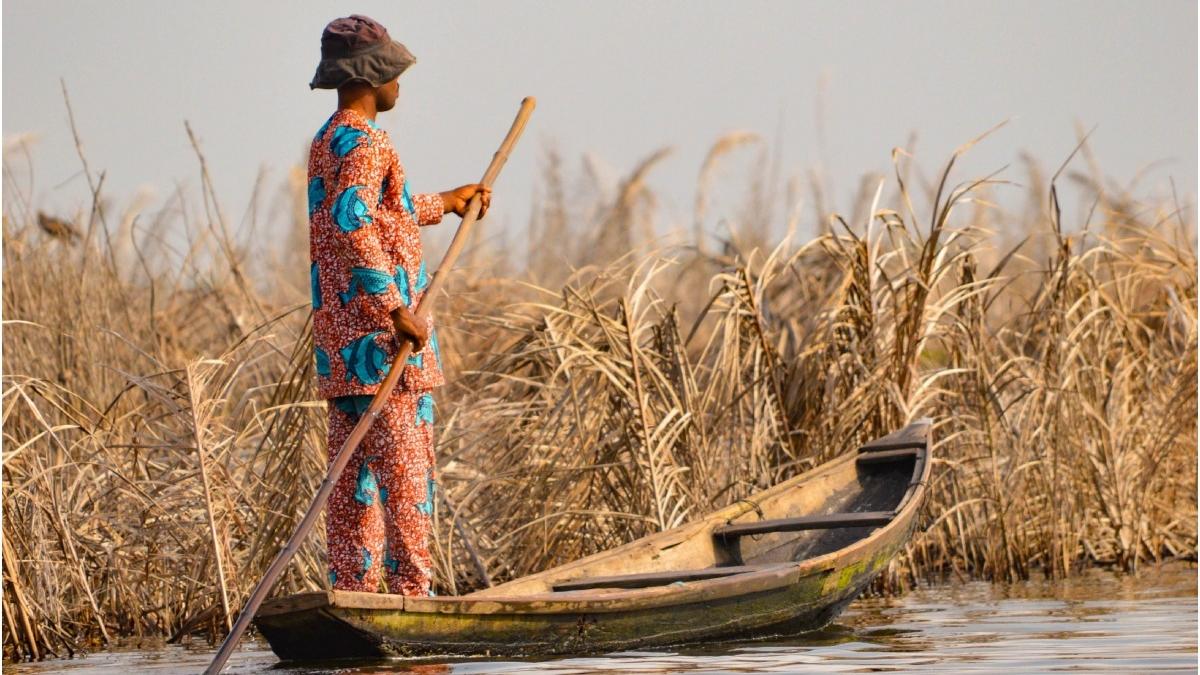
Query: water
10 564 1196 674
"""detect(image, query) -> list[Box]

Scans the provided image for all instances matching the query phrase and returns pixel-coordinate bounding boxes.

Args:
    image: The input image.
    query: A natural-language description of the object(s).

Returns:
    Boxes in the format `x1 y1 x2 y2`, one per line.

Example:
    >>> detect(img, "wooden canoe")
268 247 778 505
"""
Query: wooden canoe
255 418 933 660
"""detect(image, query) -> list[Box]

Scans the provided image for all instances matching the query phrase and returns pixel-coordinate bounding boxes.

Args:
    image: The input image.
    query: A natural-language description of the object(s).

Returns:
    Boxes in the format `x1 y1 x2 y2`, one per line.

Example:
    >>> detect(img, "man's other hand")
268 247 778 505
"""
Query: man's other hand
440 184 492 219
390 306 428 352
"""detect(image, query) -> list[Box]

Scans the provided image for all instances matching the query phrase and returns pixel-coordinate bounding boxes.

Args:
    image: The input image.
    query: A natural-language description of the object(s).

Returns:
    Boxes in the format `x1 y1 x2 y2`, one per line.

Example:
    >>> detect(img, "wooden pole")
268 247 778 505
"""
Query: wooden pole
204 97 536 674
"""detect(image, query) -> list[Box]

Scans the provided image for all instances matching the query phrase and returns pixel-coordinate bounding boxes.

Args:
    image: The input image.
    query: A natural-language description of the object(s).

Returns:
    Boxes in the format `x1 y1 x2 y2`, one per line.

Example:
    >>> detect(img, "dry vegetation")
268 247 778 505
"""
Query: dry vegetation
2 120 1196 660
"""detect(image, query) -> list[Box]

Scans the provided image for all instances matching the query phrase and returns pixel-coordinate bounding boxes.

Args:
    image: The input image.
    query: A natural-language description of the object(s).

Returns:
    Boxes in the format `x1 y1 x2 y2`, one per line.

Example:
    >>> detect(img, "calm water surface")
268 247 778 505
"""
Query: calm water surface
12 564 1196 674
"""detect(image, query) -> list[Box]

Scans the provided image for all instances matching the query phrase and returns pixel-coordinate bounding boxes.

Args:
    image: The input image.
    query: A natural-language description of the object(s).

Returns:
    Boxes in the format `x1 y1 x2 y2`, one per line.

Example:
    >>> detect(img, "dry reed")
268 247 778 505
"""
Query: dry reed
2 116 1195 660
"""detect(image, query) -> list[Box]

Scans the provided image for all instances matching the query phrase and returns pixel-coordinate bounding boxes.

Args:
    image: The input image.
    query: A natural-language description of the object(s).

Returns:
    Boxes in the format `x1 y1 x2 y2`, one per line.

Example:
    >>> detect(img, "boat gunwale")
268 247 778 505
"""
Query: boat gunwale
257 419 932 619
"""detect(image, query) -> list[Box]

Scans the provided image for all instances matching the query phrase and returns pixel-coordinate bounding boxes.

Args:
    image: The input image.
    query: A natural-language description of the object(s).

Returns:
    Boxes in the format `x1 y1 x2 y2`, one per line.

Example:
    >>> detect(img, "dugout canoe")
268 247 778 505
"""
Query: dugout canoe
255 418 933 660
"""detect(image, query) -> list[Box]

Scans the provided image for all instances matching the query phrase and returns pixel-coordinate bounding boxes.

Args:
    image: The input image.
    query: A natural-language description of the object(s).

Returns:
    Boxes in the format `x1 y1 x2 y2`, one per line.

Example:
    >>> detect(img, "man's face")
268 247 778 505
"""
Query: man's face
375 78 400 112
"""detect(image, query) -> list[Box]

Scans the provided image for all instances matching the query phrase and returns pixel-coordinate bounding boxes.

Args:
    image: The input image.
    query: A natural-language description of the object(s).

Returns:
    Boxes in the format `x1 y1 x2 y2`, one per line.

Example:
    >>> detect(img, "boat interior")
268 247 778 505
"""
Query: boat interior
470 420 929 598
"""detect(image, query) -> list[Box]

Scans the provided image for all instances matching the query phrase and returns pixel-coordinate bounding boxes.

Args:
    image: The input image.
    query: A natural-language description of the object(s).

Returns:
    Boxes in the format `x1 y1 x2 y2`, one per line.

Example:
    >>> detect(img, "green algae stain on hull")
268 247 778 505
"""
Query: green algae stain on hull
823 543 902 596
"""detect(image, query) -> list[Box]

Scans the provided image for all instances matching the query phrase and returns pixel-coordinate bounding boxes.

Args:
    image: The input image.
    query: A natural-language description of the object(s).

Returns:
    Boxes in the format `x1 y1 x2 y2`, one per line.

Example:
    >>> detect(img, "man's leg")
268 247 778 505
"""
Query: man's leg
375 389 437 596
325 395 387 592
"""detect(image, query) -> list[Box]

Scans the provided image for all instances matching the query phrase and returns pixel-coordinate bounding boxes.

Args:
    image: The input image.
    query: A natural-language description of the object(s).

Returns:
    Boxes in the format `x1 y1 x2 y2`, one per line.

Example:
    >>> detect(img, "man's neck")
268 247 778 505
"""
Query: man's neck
336 93 377 121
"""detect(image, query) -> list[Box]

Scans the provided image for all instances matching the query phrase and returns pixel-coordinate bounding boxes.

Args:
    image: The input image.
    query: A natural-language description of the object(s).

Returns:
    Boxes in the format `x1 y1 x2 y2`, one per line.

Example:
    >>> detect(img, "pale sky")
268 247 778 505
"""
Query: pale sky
3 1 1196 253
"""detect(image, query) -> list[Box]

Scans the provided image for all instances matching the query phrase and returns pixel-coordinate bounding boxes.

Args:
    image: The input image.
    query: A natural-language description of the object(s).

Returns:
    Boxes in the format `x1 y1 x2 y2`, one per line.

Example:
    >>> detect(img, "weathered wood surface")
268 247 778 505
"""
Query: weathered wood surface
254 418 934 660
713 511 896 541
551 563 790 592
856 447 920 464
257 592 332 617
858 418 930 452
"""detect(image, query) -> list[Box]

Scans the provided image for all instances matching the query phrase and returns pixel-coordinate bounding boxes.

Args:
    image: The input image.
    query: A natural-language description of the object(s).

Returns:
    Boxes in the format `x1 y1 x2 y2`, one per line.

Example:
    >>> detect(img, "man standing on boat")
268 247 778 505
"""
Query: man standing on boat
308 14 490 596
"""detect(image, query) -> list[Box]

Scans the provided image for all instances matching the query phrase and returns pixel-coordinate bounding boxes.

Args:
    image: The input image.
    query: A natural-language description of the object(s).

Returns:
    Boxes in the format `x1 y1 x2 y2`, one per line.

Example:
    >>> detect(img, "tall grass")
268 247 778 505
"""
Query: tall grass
2 121 1195 660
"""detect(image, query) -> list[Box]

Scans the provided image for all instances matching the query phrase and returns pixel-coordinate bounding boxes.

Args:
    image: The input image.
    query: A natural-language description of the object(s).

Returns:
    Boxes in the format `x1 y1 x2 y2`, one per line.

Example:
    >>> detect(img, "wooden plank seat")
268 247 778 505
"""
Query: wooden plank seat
713 511 895 542
856 448 920 465
551 564 775 592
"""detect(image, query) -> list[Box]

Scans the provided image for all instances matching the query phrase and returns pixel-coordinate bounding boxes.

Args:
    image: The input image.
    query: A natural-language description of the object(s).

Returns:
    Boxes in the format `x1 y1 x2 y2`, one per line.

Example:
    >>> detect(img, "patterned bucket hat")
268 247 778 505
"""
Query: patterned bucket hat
309 14 416 90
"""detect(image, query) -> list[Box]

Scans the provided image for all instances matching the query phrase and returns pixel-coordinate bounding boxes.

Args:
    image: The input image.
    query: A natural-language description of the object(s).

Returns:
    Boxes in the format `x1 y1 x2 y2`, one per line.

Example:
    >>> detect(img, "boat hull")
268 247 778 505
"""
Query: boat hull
255 419 931 661
256 514 913 659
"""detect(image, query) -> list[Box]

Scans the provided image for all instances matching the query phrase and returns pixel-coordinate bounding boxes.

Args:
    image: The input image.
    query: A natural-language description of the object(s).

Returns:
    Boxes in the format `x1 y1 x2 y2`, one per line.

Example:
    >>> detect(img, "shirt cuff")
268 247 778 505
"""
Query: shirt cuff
414 192 444 226
371 284 407 316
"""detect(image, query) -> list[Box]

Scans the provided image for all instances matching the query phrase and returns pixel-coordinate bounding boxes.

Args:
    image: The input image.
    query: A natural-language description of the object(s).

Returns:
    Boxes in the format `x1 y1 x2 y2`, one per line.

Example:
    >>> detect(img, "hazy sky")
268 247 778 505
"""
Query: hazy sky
3 1 1196 248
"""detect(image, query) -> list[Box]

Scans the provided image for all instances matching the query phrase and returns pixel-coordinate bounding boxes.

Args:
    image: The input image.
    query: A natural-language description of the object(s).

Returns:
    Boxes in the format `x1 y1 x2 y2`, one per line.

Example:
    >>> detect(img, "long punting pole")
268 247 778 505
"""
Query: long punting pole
204 97 536 674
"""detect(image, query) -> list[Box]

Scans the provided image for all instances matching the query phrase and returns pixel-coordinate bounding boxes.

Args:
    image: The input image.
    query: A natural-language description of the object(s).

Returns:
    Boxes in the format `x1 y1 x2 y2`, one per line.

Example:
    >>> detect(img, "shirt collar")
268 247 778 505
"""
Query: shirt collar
335 107 380 129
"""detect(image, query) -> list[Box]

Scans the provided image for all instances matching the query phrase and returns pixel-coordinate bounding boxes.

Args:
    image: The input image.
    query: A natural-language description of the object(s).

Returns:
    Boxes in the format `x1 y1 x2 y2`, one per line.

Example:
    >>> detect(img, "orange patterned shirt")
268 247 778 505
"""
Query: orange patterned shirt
309 108 445 399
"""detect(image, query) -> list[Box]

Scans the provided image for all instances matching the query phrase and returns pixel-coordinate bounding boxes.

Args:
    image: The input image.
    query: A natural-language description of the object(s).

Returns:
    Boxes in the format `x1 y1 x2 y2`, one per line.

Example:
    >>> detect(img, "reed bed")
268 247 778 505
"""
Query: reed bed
2 126 1195 660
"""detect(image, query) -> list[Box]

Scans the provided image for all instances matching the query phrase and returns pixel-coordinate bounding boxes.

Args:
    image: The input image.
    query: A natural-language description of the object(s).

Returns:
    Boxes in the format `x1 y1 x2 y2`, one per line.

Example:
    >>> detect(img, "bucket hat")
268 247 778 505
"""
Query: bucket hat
310 14 416 90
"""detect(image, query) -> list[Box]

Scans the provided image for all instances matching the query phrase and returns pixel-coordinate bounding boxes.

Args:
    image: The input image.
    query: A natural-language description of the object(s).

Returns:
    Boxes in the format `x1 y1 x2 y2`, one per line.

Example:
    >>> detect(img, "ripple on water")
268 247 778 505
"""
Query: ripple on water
7 563 1196 674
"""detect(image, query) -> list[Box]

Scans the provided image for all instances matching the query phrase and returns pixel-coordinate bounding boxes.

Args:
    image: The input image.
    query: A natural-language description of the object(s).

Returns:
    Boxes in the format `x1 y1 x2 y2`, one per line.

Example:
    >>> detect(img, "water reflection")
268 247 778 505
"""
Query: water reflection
9 564 1196 674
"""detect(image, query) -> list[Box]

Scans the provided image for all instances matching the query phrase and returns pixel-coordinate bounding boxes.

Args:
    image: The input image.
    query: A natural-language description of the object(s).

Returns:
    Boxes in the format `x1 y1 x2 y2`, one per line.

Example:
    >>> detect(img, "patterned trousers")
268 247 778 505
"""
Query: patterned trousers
326 388 437 596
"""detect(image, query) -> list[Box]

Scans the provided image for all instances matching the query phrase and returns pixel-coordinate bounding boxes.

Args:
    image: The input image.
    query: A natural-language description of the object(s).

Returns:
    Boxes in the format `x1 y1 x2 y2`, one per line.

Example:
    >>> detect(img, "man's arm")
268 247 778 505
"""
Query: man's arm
411 191 445 227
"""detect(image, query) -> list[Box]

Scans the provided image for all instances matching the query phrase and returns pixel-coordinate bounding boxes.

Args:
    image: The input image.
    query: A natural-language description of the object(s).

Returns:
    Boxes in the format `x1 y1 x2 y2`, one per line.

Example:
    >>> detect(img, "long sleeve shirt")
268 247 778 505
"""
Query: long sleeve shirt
309 107 445 399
